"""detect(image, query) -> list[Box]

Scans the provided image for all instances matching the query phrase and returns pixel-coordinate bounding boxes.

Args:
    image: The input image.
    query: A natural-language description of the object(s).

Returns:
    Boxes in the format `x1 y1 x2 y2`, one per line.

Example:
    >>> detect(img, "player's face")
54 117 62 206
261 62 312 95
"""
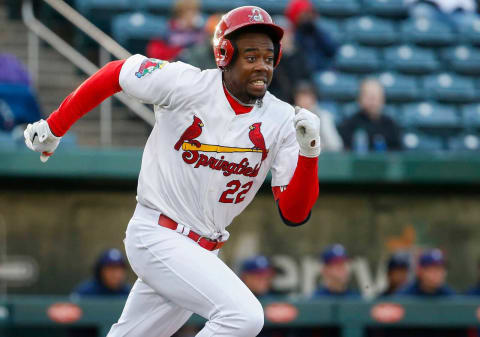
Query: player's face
226 32 274 104
418 265 446 291
388 268 408 290
242 270 274 296
323 261 350 286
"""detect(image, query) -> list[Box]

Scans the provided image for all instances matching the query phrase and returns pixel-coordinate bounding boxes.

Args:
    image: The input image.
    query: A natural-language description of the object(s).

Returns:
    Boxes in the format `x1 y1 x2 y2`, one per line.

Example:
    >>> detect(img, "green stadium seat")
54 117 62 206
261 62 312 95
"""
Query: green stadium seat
143 0 176 14
377 72 421 102
448 133 480 151
443 45 480 76
401 102 461 132
112 12 168 55
363 0 408 18
313 71 358 101
312 0 360 17
401 18 455 47
458 18 480 46
74 0 132 33
403 131 444 151
384 45 439 74
199 0 246 13
249 0 290 14
317 101 343 124
335 44 381 73
344 16 397 46
316 18 344 43
461 104 480 129
422 73 477 103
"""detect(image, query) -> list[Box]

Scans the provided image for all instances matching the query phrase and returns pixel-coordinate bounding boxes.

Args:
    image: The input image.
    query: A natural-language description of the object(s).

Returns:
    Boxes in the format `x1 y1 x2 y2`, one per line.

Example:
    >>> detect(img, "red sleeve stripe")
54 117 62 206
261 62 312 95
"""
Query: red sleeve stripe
47 59 125 137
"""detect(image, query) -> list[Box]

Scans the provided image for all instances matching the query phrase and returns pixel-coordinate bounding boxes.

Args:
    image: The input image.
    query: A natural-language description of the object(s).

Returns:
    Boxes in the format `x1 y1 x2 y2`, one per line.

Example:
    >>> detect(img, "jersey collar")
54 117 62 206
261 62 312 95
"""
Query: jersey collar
222 83 254 115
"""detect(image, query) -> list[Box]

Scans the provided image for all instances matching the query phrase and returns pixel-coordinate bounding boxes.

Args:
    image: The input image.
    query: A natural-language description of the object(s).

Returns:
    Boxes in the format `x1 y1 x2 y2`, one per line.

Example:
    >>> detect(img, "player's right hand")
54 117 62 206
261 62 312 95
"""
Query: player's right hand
24 119 61 163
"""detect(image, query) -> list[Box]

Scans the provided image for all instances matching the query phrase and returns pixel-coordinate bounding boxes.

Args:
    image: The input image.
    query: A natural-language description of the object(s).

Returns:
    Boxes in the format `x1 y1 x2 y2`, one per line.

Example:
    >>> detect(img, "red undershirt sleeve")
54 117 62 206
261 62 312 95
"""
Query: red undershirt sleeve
46 59 125 137
272 155 319 225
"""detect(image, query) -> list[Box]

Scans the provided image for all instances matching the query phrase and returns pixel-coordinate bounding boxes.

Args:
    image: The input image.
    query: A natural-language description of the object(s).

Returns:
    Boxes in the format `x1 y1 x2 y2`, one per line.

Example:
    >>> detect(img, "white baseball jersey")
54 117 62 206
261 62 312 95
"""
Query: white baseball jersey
119 54 299 241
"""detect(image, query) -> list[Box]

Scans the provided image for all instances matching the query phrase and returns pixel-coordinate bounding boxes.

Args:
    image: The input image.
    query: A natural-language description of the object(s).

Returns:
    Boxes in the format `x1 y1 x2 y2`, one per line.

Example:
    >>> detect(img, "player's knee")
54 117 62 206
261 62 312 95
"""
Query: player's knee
236 298 264 336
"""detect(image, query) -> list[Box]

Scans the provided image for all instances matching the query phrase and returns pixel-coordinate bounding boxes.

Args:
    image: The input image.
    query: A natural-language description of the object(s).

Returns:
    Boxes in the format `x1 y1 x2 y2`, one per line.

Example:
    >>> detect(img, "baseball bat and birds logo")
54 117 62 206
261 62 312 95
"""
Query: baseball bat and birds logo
174 115 268 161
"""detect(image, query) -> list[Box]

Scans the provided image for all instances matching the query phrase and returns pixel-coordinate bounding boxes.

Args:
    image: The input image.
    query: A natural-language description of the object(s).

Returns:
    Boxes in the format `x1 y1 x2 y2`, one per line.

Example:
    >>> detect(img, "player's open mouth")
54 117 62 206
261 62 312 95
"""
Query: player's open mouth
249 79 267 91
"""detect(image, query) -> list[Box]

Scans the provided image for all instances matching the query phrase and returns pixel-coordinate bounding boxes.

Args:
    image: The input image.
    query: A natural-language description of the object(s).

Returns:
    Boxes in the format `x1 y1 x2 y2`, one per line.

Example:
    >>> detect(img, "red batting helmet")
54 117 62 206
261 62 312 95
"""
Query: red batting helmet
213 6 284 69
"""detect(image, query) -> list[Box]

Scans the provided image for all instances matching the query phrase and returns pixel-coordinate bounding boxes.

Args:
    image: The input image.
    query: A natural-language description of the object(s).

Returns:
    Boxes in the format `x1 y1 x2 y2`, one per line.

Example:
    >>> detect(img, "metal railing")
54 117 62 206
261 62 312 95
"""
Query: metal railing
21 0 155 146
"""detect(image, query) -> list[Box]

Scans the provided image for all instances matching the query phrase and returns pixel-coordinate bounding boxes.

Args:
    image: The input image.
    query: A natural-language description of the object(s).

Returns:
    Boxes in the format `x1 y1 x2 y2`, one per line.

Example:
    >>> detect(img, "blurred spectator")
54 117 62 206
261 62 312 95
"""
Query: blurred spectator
285 0 338 72
313 244 359 298
72 249 131 297
180 13 222 70
240 255 276 300
0 54 42 131
294 82 343 152
339 78 402 152
465 260 480 295
405 0 478 30
379 252 410 297
147 0 205 61
268 16 311 104
396 249 455 297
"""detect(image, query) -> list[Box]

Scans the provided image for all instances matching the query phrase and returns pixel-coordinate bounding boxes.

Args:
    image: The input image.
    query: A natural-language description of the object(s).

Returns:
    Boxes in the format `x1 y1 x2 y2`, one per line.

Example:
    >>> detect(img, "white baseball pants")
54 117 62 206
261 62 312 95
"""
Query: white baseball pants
106 203 264 337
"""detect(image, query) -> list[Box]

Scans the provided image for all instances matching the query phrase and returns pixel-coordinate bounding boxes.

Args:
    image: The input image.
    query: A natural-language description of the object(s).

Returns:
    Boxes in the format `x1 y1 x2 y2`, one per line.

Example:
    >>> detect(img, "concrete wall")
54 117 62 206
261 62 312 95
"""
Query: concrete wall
1 189 480 294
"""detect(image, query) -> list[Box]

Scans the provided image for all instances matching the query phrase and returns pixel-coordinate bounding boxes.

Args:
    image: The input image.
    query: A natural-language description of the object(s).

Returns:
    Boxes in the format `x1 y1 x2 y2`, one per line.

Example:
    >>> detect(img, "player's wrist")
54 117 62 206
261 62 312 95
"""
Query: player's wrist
299 137 321 157
46 117 63 138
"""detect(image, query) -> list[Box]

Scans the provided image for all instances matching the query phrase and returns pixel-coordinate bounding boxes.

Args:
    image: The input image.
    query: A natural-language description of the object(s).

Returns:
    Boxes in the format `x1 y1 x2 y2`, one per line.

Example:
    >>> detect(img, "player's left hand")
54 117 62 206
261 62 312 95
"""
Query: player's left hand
294 106 321 158
24 119 61 163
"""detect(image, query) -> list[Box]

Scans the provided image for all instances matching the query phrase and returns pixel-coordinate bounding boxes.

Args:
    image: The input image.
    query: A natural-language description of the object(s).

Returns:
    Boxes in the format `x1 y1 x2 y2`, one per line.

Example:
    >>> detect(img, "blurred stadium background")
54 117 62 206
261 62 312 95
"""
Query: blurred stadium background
1 0 480 336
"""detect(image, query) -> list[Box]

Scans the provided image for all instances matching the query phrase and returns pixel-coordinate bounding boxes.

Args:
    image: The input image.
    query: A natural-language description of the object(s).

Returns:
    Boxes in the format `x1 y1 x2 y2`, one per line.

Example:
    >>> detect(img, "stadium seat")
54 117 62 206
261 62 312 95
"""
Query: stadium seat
363 0 408 18
312 0 360 17
111 12 168 55
142 0 177 14
344 16 397 46
335 44 382 73
74 0 132 33
422 73 477 103
448 133 480 151
400 18 455 47
316 18 344 44
377 72 421 102
317 101 343 124
313 71 358 101
342 102 400 122
458 18 480 46
403 131 444 151
384 45 439 74
401 102 461 132
442 45 480 76
461 104 480 129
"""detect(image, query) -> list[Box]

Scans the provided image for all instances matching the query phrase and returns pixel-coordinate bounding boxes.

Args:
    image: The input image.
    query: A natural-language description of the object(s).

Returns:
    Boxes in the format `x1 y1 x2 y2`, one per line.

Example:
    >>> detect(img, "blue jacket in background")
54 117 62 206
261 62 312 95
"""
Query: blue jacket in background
465 284 480 295
396 280 456 297
313 286 359 298
73 278 130 297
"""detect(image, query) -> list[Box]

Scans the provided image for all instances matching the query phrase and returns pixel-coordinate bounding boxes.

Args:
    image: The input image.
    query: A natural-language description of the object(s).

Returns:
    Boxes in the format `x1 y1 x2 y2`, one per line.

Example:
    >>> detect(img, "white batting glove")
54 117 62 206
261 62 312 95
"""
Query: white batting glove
24 119 61 162
294 106 321 157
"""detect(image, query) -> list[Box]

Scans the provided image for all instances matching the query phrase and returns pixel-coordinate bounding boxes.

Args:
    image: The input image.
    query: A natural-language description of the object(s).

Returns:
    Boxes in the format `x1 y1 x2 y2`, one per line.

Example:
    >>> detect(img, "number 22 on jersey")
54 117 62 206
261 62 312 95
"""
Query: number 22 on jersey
219 180 253 204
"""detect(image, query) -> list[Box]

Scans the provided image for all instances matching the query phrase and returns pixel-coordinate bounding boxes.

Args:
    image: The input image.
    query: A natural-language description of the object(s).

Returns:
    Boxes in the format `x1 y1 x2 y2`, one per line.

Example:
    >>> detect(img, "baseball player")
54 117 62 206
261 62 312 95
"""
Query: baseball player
24 6 320 337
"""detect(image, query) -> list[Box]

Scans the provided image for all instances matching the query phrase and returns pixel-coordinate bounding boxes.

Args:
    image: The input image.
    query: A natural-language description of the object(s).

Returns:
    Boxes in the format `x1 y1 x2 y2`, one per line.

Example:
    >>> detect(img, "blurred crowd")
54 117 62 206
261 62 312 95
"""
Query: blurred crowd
74 245 480 299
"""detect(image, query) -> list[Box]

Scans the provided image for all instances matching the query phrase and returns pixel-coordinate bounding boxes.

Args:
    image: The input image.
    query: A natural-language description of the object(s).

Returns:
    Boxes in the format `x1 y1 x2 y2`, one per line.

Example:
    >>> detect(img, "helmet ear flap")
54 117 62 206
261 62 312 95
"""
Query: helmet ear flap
274 41 282 68
215 38 235 69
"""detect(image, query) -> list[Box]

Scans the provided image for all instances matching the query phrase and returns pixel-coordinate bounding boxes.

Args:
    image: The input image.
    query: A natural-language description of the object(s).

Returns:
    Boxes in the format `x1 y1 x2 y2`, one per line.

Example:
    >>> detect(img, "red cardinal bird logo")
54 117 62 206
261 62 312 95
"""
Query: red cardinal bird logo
249 122 268 161
174 116 204 151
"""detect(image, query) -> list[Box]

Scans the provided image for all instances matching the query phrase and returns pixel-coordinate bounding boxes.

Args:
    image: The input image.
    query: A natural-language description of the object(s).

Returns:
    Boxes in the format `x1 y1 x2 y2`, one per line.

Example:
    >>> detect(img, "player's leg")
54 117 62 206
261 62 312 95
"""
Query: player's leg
124 204 264 337
107 278 193 337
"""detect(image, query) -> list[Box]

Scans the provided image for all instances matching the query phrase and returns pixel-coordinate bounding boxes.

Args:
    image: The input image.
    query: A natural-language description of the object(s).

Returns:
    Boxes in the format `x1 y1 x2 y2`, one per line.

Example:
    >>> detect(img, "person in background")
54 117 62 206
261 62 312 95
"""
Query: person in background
240 255 276 300
267 16 311 104
179 13 222 70
147 0 205 61
313 244 359 298
465 259 480 295
379 252 410 297
285 0 338 72
396 249 455 297
339 78 402 152
293 82 343 152
72 248 131 296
